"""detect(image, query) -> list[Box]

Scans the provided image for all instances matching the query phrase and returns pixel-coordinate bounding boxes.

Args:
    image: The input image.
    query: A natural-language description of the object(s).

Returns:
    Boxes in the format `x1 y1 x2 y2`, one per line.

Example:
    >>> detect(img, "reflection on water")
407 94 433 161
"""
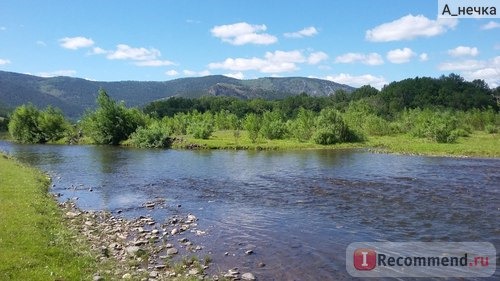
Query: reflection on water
0 141 498 280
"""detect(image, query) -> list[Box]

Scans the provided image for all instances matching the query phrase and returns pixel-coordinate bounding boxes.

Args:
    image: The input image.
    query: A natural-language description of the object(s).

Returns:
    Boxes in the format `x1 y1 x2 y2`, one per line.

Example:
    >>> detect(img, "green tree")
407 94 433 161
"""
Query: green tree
129 120 172 148
81 89 145 145
313 108 359 145
8 104 69 143
289 107 315 141
244 113 261 143
260 110 287 140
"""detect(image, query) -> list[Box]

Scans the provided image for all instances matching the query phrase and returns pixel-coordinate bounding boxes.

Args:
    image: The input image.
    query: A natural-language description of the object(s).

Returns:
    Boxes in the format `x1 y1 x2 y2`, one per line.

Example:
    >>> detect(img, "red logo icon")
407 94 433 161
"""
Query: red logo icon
354 248 376 270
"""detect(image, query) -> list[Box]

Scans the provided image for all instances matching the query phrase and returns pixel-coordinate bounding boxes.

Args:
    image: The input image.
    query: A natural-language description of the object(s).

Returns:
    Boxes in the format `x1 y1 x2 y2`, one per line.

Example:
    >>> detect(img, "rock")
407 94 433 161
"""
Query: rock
145 202 155 208
179 237 188 243
155 264 166 269
92 275 104 281
171 228 179 235
149 270 159 278
84 221 93 226
151 229 159 234
224 252 229 256
257 262 266 267
242 272 256 280
65 211 79 218
165 243 174 248
133 240 147 246
195 245 203 251
125 246 144 257
122 273 132 279
166 248 178 255
187 214 197 222
245 250 254 255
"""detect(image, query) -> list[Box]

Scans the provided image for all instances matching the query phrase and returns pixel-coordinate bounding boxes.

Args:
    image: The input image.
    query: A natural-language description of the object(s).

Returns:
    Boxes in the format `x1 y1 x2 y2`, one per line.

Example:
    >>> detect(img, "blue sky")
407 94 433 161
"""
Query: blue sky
0 0 499 88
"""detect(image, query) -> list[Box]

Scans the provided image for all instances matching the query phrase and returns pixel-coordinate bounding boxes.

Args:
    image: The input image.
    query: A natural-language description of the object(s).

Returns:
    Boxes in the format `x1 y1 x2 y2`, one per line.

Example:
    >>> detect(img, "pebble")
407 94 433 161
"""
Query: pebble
242 272 256 280
166 248 178 255
122 273 132 279
245 250 254 255
188 268 199 275
92 275 104 281
171 228 179 235
125 246 143 257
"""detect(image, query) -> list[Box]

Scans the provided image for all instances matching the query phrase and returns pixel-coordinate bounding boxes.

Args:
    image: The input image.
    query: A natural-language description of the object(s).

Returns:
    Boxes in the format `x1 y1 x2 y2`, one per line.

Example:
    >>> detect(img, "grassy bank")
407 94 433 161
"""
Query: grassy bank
0 154 97 281
367 131 500 157
172 130 500 157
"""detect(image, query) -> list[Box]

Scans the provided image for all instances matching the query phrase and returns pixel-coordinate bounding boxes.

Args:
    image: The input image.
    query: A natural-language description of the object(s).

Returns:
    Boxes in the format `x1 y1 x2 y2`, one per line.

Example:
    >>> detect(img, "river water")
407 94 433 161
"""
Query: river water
0 141 498 280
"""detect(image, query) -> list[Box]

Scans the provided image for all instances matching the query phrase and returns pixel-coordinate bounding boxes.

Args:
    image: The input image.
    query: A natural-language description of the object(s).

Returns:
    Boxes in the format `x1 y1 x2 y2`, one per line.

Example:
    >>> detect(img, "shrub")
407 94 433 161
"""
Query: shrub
244 113 261 143
313 108 360 145
260 110 287 140
187 120 214 139
8 104 69 143
485 124 498 134
363 115 391 136
129 121 172 148
289 108 315 142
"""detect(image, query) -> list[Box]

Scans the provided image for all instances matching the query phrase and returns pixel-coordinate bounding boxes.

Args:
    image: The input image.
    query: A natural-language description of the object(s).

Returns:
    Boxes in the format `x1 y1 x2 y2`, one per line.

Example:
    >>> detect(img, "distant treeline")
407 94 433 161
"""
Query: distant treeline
144 74 499 119
4 74 500 147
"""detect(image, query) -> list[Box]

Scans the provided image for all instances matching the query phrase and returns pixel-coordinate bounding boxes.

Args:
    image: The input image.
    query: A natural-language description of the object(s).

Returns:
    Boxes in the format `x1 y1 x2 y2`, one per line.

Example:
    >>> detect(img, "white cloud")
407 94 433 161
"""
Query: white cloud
481 21 500 30
36 40 47 47
386 48 416 64
209 50 309 74
134 60 175 67
366 14 458 42
59 36 94 50
438 56 500 88
419 53 429 61
308 51 329 64
224 72 245 79
106 44 160 61
324 73 387 89
447 46 479 57
37 70 76 77
211 22 277 45
165 70 179 76
335 52 384 65
438 60 486 71
183 69 211 76
91 47 107 55
284 26 318 38
0 59 11 65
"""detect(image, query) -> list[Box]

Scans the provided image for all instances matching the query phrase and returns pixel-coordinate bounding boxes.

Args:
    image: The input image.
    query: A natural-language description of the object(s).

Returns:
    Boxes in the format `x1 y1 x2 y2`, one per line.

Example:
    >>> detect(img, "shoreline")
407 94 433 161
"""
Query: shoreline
0 153 256 281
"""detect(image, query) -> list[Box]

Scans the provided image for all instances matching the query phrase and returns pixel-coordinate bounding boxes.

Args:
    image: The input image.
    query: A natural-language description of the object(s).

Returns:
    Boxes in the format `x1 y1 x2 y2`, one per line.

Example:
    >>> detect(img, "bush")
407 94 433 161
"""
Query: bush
363 115 391 136
289 108 315 142
8 104 69 143
313 108 360 145
409 110 459 143
81 89 146 145
187 120 214 139
260 110 287 140
129 121 172 148
244 113 261 143
485 124 498 134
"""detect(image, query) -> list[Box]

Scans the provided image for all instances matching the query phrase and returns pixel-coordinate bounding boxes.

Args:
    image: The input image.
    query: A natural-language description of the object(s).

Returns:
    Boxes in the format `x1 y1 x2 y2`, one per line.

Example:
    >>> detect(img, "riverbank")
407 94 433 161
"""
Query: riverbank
0 153 97 280
0 153 256 281
172 130 500 158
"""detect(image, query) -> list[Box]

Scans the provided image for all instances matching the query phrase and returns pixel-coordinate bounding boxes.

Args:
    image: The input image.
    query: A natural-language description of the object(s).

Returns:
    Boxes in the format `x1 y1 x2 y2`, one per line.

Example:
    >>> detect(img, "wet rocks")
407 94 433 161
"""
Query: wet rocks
242 272 256 280
166 247 178 256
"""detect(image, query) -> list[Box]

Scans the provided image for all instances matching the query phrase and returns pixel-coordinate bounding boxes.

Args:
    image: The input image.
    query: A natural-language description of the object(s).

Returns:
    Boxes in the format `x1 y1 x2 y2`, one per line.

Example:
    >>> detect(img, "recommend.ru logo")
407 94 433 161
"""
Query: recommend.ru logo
346 242 496 277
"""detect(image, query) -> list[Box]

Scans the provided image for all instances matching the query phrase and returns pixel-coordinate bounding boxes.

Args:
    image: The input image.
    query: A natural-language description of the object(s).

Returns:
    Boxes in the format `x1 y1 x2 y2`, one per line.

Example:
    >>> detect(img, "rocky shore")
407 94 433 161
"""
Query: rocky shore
60 200 256 281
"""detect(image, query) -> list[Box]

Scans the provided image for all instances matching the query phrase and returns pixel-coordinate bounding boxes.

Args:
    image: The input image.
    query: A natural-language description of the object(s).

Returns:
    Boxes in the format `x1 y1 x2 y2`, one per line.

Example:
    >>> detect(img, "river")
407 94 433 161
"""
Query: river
0 141 498 280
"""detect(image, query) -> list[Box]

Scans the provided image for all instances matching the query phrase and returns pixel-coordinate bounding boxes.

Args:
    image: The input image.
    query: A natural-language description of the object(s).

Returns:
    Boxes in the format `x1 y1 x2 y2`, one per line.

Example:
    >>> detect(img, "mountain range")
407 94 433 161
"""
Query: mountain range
0 70 354 118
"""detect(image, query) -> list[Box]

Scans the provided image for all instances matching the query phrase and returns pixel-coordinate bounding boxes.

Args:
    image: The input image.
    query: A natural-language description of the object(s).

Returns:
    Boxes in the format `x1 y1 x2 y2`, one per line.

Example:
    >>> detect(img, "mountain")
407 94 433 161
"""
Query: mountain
0 71 354 118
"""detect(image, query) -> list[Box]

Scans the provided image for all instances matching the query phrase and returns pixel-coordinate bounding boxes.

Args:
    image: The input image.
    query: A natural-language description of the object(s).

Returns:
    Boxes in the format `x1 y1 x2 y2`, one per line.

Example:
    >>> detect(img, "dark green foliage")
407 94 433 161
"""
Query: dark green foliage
408 109 459 143
0 117 8 131
313 108 359 145
81 89 146 145
129 121 172 148
260 110 287 140
8 104 69 143
244 113 261 143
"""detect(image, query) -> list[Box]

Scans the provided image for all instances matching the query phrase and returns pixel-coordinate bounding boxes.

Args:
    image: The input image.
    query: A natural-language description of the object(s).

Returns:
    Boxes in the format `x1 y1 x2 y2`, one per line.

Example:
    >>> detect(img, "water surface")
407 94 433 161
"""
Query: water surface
0 141 498 280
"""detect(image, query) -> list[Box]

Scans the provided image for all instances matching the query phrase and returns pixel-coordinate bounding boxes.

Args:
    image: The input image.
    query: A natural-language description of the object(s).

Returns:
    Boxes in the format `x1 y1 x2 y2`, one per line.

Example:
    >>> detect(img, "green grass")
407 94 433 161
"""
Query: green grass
0 154 97 281
367 131 500 157
172 130 500 157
